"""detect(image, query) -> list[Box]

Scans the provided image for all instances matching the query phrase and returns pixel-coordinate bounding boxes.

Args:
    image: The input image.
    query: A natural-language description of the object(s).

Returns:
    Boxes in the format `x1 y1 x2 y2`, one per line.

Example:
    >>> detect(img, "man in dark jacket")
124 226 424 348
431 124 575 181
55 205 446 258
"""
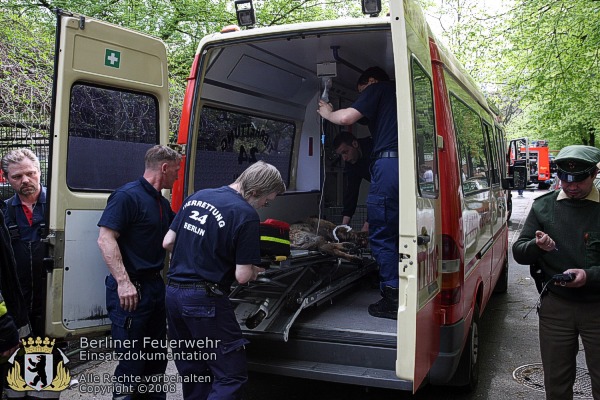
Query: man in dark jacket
0 206 30 394
98 145 181 399
332 132 372 232
1 149 47 336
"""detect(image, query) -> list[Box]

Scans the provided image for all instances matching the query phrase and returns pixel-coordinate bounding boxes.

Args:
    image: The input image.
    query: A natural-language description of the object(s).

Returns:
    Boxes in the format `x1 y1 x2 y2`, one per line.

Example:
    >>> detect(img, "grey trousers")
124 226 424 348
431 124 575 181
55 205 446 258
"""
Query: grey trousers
539 291 600 400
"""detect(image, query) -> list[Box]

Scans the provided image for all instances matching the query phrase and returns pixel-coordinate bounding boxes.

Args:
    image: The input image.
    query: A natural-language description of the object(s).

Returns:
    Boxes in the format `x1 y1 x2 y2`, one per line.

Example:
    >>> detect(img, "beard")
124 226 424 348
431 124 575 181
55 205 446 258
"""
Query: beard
19 184 37 196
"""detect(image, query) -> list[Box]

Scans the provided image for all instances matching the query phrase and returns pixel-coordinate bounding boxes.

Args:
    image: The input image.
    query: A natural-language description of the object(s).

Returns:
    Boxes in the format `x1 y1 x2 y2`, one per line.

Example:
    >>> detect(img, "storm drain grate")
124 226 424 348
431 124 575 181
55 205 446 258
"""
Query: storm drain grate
513 363 592 398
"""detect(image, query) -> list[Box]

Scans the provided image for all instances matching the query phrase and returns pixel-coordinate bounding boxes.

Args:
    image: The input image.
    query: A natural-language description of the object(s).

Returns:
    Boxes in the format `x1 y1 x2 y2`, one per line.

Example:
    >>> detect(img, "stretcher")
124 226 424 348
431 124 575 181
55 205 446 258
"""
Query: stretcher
230 250 377 342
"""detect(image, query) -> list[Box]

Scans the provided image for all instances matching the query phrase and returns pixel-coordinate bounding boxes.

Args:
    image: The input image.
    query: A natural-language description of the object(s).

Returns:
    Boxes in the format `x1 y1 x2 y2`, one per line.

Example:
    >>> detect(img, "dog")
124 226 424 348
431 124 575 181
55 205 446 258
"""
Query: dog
289 218 368 263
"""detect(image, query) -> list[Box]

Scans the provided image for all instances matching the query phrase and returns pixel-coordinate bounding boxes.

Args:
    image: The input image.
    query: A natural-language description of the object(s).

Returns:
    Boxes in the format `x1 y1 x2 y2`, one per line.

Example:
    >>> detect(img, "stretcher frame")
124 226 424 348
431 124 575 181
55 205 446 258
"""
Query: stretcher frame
230 250 377 341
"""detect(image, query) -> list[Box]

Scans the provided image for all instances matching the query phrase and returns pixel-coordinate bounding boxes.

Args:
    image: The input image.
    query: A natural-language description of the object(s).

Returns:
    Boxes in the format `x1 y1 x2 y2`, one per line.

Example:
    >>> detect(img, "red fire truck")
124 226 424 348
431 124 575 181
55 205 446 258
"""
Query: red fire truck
510 138 555 189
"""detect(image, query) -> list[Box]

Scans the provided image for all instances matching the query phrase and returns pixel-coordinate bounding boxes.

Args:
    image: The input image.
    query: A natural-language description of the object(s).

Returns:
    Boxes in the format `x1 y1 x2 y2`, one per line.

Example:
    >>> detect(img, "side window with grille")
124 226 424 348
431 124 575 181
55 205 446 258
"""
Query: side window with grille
193 106 294 191
66 84 159 191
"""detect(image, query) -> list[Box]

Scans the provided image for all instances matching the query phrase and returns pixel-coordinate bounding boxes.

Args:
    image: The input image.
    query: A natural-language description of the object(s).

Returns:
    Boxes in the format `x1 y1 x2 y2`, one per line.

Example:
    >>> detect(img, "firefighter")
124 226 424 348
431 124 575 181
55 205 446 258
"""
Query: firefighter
332 132 372 232
163 161 285 399
317 66 400 319
1 149 46 338
98 145 181 399
1 148 57 399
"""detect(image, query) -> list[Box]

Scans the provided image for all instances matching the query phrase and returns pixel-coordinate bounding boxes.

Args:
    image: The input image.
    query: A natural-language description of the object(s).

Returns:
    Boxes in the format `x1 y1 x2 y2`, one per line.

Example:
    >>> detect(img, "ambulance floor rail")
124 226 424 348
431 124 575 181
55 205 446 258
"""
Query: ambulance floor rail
230 252 377 342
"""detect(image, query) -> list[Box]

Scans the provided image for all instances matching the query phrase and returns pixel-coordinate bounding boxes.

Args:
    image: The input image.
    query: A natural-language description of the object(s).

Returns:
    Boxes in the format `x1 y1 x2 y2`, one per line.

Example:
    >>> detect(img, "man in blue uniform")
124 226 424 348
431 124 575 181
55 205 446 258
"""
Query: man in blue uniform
332 132 372 231
163 161 285 400
318 66 399 319
2 148 56 400
1 149 47 336
97 145 181 399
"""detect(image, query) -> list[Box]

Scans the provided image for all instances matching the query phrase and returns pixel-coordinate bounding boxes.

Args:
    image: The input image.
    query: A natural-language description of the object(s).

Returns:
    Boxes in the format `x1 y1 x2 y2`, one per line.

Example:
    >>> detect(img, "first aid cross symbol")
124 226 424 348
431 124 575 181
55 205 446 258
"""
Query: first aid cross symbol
105 49 121 68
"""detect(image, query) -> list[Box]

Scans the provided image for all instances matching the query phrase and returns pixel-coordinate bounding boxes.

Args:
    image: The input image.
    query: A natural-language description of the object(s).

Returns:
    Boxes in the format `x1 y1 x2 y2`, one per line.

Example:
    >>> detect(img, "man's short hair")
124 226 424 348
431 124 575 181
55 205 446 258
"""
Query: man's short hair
332 132 358 150
234 161 286 200
144 145 181 169
357 66 390 86
1 148 40 176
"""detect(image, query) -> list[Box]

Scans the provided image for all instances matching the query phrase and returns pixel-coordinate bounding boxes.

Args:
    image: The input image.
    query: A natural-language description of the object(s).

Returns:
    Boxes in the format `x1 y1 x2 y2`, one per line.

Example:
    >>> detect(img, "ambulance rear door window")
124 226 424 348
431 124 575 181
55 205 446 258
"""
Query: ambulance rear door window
66 83 159 192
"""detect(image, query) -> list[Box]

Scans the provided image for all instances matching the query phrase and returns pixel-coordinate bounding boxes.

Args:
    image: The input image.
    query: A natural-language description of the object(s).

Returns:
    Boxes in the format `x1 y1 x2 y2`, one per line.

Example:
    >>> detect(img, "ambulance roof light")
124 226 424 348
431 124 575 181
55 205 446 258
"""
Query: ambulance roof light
235 0 256 28
361 0 381 17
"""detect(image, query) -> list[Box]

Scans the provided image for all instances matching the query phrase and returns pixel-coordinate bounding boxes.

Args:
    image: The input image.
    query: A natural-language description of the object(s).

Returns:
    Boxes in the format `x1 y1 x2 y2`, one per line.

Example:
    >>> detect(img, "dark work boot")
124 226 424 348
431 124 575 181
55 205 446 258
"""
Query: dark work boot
368 286 399 319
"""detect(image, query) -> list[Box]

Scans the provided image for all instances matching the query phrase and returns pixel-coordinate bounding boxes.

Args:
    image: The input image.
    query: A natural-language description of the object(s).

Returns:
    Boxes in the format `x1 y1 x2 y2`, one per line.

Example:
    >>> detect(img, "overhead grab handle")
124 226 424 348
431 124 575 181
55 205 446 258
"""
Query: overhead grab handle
331 46 364 74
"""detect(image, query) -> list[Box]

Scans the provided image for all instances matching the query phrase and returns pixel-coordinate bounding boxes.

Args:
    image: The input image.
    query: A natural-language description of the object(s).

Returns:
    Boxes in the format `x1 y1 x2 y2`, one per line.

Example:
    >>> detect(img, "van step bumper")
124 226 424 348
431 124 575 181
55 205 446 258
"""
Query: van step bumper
248 357 413 391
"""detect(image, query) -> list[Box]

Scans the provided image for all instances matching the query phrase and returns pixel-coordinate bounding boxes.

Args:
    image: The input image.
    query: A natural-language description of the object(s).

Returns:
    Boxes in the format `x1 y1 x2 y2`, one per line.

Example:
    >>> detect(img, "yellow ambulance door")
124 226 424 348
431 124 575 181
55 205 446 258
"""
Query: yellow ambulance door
45 11 169 339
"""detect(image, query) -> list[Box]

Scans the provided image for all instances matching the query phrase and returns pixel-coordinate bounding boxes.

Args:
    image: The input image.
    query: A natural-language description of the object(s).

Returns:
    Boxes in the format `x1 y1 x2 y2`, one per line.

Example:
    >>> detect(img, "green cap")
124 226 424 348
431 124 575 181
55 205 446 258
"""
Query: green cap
555 145 600 182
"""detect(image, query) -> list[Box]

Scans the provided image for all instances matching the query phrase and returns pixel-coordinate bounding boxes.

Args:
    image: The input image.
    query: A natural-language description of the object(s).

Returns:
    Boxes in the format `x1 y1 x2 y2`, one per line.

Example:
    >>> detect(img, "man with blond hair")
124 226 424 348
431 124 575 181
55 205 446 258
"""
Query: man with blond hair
163 161 285 399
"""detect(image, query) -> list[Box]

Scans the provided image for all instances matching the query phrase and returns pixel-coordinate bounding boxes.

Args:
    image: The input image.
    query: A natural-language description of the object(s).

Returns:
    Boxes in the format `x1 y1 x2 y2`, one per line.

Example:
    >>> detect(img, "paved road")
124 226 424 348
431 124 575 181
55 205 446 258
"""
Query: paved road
67 189 591 399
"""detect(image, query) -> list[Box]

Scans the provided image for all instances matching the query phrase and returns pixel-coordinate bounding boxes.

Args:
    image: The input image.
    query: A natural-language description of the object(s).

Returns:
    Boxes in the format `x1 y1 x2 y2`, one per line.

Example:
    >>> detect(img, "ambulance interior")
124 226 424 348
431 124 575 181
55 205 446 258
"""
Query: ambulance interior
188 23 400 376
191 26 392 220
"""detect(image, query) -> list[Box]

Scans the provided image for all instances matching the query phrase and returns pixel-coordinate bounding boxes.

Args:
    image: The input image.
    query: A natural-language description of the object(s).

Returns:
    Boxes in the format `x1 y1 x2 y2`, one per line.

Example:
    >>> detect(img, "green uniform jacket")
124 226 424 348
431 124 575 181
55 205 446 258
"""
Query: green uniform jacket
513 190 600 302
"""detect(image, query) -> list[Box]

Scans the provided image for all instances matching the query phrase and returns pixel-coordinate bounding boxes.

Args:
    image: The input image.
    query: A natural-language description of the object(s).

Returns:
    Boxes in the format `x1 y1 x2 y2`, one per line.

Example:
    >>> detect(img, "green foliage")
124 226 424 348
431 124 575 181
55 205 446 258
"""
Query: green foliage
4 0 598 153
501 0 600 147
419 0 600 151
0 11 54 124
254 0 362 26
0 0 362 135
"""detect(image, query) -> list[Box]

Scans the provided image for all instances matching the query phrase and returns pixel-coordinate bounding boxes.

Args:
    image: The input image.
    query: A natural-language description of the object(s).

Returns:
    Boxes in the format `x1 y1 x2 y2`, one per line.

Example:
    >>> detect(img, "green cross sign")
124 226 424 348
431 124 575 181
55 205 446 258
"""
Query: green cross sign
104 49 121 68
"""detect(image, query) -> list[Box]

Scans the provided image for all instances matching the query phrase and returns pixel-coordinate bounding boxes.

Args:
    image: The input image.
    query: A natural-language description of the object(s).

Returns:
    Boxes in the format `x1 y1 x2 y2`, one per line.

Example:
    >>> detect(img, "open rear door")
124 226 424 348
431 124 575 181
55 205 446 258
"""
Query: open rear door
508 138 530 184
392 0 442 392
45 11 169 339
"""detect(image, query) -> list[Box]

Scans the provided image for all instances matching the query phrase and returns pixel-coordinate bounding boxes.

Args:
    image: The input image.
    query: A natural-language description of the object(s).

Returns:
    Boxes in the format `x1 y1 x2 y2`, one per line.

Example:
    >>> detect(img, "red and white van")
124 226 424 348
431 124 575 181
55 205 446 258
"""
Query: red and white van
38 0 524 393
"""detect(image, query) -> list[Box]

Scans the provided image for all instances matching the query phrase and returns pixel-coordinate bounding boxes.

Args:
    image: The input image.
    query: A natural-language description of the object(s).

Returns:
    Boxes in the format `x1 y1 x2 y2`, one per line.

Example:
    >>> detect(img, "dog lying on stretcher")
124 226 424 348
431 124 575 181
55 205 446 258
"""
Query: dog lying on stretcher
289 218 368 263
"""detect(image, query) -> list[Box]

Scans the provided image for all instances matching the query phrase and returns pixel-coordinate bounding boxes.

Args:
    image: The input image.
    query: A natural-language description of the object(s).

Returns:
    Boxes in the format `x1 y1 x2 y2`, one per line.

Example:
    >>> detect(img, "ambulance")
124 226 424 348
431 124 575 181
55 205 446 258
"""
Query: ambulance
30 0 525 393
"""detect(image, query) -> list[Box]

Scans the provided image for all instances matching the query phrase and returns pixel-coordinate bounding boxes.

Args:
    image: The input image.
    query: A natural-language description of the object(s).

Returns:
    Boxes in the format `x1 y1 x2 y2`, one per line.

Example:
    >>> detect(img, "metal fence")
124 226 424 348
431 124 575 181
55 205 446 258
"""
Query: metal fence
0 120 50 201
